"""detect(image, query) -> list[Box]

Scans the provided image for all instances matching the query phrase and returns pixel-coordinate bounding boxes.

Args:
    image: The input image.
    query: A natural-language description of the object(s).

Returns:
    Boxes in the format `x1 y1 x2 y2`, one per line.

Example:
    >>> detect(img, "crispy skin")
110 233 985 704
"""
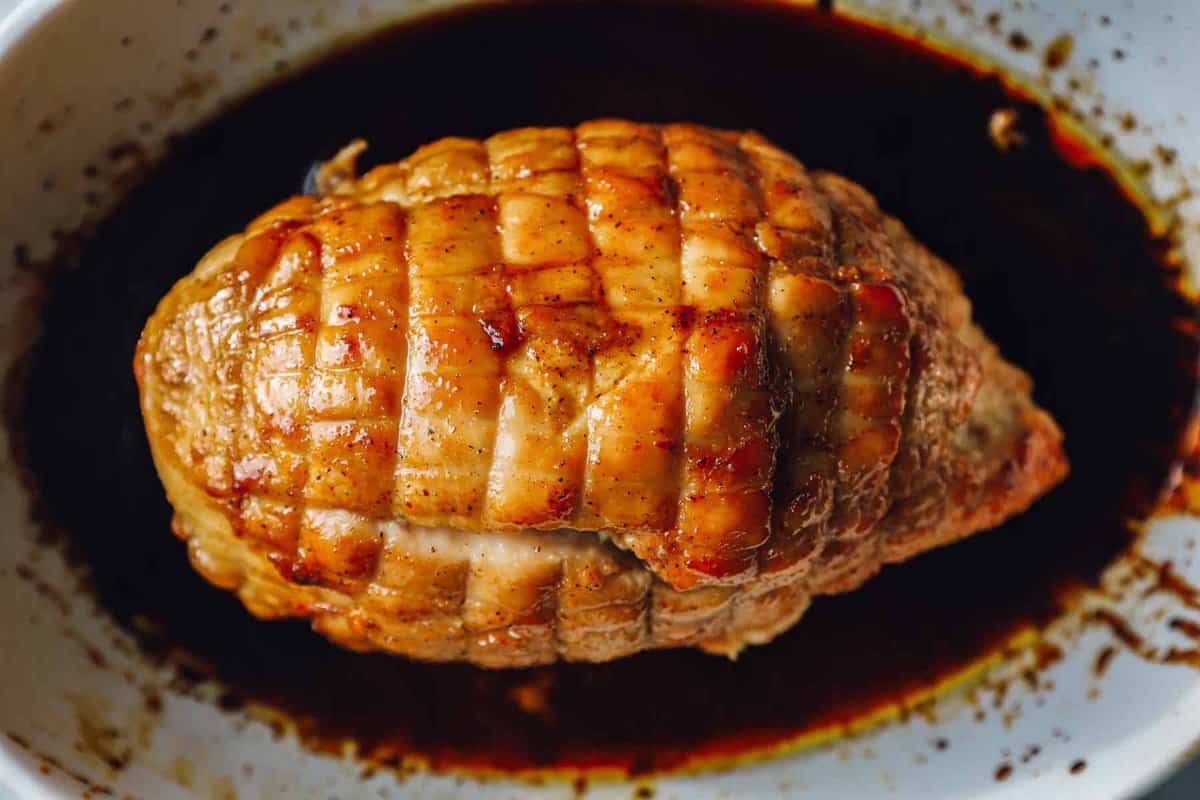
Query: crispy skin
135 122 1067 666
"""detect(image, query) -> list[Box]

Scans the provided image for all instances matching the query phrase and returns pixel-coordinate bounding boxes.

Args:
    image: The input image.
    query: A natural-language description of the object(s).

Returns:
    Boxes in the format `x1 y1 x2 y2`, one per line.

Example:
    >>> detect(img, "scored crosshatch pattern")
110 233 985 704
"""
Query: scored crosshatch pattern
184 217 303 502
234 218 322 566
811 173 913 590
136 121 1065 665
484 127 595 528
295 203 410 588
576 120 685 538
819 282 911 580
394 139 502 527
181 123 923 595
740 133 847 583
665 124 776 588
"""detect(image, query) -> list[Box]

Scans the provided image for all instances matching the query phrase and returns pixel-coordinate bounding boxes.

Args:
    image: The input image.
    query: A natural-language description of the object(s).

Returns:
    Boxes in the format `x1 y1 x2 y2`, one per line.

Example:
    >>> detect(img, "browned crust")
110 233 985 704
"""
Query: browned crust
134 121 1067 666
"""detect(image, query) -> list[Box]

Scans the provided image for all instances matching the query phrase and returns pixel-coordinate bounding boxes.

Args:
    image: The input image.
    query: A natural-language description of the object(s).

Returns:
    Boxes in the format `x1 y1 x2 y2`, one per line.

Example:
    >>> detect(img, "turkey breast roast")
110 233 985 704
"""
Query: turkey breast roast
135 121 1067 667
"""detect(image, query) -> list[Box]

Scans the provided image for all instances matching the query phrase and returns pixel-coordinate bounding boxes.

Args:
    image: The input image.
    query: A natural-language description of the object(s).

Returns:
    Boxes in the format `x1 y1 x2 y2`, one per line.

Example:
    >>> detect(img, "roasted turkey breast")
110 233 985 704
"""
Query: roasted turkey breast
135 121 1067 666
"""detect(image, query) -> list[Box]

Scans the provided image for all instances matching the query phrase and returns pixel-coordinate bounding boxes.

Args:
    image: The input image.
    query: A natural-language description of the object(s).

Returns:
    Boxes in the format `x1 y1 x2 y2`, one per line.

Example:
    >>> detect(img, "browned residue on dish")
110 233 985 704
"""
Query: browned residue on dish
1087 606 1200 670
1043 33 1074 70
1006 30 1030 51
1092 645 1118 678
68 693 133 774
13 563 71 615
3 732 116 796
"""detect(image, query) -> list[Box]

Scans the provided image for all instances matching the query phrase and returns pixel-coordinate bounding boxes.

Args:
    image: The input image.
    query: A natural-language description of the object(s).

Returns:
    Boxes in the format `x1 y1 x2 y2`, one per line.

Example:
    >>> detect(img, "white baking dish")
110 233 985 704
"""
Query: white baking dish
1 1 1199 797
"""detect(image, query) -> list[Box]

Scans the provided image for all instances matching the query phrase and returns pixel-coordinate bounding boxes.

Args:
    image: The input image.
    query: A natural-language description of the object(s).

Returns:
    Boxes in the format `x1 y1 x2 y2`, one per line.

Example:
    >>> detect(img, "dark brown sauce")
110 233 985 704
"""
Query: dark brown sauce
16 0 1199 778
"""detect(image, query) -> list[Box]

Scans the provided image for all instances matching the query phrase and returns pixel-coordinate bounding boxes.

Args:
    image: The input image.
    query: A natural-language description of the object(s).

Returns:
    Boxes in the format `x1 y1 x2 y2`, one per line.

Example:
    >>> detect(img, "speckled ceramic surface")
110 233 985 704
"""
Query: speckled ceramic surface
2 1 1200 798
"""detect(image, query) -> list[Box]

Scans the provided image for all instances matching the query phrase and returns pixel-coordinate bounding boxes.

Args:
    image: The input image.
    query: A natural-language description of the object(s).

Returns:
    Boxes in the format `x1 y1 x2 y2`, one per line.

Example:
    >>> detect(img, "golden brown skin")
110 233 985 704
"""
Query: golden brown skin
135 122 1067 666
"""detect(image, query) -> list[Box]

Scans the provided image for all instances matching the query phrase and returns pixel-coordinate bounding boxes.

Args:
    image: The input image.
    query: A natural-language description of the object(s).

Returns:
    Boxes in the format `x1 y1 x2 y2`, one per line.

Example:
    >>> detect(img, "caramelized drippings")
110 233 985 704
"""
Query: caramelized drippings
16 0 1198 778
